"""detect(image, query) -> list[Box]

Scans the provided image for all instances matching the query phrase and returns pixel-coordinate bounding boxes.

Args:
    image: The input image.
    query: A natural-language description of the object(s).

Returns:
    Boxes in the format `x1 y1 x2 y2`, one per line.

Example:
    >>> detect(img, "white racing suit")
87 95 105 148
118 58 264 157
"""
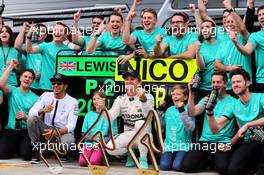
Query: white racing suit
106 93 154 158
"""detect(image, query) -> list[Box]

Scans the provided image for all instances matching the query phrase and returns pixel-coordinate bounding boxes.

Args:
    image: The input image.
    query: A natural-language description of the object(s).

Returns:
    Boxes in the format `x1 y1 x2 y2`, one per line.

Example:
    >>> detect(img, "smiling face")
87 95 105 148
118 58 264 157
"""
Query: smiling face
222 11 230 28
20 71 34 88
108 14 123 35
142 12 157 33
225 15 237 32
231 75 249 96
92 17 104 31
258 8 264 28
51 81 67 95
171 15 188 36
52 24 66 42
0 27 11 44
125 76 141 93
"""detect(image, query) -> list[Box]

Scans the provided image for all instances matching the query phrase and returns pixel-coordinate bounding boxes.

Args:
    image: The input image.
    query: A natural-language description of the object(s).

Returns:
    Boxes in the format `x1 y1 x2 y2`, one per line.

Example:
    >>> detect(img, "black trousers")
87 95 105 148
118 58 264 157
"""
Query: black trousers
0 129 33 161
182 142 233 175
227 141 261 175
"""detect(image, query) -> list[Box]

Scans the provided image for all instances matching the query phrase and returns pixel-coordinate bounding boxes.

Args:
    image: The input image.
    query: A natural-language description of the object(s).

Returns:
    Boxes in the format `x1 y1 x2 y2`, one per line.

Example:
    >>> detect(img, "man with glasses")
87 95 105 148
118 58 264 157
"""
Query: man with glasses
27 73 79 163
154 12 197 59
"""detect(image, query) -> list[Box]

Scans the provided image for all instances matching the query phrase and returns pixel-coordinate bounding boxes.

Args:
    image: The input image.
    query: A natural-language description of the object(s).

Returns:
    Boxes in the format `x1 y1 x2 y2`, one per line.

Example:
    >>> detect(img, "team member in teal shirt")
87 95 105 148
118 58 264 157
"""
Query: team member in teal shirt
122 1 167 58
183 71 236 174
159 84 194 171
26 22 73 91
215 1 252 92
0 60 38 160
206 68 263 175
72 10 104 55
15 23 48 93
0 25 21 105
231 6 264 92
155 12 197 59
87 12 128 56
79 91 109 166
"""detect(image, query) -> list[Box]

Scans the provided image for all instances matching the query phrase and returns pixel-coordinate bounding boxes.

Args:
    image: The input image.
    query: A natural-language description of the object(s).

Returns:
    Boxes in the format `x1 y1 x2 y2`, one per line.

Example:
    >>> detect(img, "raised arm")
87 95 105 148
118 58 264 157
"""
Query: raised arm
198 0 213 22
153 35 167 57
26 24 41 53
223 0 248 40
86 21 105 54
72 10 84 46
245 0 255 33
187 79 205 117
189 3 202 29
195 41 206 70
0 60 18 94
122 0 141 45
15 22 30 52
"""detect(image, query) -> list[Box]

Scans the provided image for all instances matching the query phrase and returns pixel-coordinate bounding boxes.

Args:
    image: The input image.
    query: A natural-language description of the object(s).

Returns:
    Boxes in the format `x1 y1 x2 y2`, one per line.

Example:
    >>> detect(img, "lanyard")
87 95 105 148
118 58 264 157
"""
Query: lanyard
1 46 11 67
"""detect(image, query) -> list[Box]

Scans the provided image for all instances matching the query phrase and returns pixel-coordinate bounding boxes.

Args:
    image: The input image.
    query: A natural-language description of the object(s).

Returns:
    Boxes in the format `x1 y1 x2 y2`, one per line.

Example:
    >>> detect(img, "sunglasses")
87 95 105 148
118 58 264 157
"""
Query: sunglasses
51 82 63 85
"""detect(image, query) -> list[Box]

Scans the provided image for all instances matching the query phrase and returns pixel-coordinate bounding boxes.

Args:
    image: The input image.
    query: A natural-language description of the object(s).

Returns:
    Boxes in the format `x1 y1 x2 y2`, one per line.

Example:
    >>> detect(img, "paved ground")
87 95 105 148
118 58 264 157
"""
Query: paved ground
0 158 218 175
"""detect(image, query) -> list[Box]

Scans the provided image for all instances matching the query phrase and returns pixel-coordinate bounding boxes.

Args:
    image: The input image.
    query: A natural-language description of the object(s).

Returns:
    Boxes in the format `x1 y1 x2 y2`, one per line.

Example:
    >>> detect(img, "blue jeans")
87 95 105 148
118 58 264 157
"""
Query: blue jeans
160 151 187 171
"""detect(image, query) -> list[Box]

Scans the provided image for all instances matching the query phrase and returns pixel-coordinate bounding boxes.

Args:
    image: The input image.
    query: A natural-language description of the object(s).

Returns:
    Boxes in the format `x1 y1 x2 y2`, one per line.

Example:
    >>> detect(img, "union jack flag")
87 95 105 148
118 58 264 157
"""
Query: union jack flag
60 61 75 71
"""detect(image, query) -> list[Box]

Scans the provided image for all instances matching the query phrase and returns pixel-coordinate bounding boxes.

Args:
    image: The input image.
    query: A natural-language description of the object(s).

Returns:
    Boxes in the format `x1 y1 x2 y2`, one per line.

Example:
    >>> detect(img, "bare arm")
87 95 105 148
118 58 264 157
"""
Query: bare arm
154 35 167 57
214 60 242 73
189 3 202 29
230 32 255 55
86 36 100 54
122 0 141 45
26 24 40 53
198 0 213 22
195 41 205 70
0 61 18 93
223 0 248 40
170 44 195 60
207 114 230 134
72 10 84 46
15 22 30 51
187 80 205 117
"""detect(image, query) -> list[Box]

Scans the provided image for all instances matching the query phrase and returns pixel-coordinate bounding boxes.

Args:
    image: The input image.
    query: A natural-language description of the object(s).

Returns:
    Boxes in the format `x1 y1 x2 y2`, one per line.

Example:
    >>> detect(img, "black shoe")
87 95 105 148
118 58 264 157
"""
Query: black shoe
30 152 41 164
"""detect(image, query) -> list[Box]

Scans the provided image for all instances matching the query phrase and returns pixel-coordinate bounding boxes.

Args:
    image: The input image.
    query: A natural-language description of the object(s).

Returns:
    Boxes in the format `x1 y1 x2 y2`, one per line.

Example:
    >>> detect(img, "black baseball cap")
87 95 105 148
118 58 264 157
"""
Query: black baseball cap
122 70 141 80
49 73 68 84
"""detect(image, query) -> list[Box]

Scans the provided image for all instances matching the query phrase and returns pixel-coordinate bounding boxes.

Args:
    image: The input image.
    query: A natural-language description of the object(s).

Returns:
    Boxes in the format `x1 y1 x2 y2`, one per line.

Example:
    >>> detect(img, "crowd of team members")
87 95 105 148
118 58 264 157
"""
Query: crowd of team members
0 0 264 174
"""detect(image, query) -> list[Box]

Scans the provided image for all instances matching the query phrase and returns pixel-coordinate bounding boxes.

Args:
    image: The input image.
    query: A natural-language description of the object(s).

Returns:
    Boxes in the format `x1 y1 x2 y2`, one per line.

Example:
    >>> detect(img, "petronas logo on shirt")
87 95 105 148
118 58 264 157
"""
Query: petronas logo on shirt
60 61 75 71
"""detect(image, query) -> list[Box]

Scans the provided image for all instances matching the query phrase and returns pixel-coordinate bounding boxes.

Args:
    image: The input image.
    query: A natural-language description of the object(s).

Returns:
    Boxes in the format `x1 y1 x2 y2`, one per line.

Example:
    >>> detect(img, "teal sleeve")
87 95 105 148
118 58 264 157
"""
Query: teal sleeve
161 36 169 46
198 97 206 108
7 84 15 96
248 33 257 49
38 43 44 53
131 30 138 42
97 34 104 47
189 33 198 45
221 105 234 120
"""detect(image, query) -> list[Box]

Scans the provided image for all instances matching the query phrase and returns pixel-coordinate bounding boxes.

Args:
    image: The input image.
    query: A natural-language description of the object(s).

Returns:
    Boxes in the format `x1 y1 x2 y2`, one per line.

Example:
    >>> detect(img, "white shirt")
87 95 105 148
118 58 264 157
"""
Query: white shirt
29 92 79 133
109 93 154 131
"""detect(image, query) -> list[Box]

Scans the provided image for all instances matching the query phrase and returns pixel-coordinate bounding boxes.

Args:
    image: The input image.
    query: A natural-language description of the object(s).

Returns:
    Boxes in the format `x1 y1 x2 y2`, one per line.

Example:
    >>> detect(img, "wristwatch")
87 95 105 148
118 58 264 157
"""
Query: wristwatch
226 8 235 13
